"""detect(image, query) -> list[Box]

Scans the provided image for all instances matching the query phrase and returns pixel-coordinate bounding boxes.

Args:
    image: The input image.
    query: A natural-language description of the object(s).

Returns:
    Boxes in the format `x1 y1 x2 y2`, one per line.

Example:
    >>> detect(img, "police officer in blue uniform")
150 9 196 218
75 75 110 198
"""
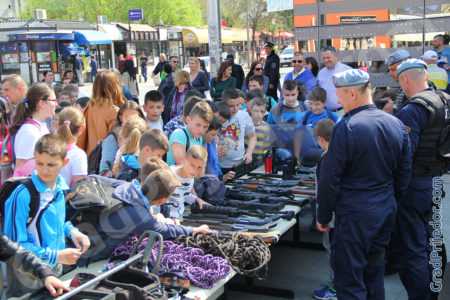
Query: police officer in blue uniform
263 42 280 101
385 49 411 109
393 58 448 300
317 69 412 299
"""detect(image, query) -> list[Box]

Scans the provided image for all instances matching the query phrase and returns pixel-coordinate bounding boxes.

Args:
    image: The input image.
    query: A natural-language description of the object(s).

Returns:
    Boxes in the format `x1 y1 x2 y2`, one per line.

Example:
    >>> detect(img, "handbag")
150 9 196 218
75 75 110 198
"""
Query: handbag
153 76 161 86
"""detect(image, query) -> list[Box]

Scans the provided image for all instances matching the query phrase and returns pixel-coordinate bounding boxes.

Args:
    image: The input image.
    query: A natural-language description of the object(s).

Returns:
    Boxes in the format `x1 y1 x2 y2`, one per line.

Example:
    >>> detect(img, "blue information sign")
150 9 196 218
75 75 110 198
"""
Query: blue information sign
128 9 143 21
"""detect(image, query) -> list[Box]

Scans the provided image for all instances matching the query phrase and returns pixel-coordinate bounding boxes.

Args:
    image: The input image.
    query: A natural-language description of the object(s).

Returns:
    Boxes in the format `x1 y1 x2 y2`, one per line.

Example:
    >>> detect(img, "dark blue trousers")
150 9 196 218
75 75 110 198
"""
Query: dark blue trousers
392 177 433 300
331 207 396 300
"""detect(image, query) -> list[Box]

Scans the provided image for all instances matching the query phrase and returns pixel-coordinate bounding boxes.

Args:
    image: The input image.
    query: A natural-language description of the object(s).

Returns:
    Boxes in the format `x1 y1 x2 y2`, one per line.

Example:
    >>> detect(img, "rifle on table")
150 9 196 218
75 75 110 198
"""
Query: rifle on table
207 198 285 213
184 212 279 227
248 172 316 181
191 203 295 221
232 178 316 188
228 183 316 197
231 159 264 179
181 221 272 233
225 189 312 207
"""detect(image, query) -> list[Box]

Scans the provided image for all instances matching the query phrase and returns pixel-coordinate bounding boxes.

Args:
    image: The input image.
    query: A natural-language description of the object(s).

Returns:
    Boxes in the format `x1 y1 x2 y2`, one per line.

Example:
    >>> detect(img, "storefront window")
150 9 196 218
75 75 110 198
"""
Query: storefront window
36 52 52 63
35 42 50 51
18 42 28 52
1 53 20 74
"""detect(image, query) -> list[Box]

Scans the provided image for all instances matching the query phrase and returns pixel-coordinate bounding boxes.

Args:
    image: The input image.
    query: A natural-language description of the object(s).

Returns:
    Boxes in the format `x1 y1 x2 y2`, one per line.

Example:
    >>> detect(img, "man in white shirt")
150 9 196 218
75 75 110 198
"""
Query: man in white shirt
316 46 352 114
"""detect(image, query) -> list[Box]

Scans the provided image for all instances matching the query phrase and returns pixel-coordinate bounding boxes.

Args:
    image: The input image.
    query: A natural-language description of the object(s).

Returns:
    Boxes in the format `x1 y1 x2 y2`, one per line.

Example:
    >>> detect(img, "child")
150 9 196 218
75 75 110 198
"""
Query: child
58 107 87 185
117 129 170 181
99 100 146 175
167 101 213 166
112 115 148 176
78 158 210 264
0 233 69 297
4 134 90 297
294 86 338 166
246 97 273 162
202 116 235 182
311 118 337 300
246 75 277 112
166 145 210 219
217 88 256 173
59 91 70 103
267 80 307 162
10 83 55 177
163 96 202 138
73 97 90 112
216 101 231 125
143 90 165 130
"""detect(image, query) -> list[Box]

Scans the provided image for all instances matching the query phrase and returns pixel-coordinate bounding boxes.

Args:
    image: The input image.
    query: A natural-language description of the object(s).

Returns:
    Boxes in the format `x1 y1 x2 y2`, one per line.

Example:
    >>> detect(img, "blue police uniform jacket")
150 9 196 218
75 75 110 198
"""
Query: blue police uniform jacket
4 171 74 267
317 105 412 225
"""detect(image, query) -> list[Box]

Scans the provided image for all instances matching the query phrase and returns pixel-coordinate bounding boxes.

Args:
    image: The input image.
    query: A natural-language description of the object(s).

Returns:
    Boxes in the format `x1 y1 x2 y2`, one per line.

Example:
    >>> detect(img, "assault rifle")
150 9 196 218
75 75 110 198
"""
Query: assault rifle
181 221 272 233
207 198 285 213
232 178 316 188
184 213 278 227
191 203 295 221
225 189 312 207
227 184 316 197
231 158 264 179
247 172 316 181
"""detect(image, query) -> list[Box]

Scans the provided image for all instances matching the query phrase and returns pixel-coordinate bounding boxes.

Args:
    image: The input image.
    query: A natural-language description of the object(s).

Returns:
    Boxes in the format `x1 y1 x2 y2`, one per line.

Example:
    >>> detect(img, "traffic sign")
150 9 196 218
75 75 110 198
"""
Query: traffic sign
129 9 143 21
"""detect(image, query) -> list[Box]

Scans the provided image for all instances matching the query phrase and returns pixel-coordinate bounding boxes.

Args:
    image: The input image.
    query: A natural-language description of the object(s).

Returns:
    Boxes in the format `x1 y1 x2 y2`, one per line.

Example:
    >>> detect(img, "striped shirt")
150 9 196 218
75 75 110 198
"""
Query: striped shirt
245 121 272 161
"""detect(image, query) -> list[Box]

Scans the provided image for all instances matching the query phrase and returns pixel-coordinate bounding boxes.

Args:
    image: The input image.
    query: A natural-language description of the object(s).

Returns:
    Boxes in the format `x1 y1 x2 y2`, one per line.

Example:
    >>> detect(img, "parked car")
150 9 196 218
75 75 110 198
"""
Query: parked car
280 47 294 67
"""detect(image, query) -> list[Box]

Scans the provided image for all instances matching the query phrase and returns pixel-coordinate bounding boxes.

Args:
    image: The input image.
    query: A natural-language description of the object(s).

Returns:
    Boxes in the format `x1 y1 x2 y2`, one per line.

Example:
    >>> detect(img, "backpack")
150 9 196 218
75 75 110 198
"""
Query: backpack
181 128 190 150
435 90 450 161
0 177 40 231
302 109 335 126
1 120 41 183
87 131 118 175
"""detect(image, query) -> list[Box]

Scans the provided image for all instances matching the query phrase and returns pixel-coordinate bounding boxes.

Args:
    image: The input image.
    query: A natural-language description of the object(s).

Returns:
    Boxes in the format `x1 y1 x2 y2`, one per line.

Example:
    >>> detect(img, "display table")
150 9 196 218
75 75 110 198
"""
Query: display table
60 259 236 300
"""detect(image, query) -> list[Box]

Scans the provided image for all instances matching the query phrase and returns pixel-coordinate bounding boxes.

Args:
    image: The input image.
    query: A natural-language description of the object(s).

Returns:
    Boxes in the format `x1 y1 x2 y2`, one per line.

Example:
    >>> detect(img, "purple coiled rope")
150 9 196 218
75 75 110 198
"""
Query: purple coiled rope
111 237 232 289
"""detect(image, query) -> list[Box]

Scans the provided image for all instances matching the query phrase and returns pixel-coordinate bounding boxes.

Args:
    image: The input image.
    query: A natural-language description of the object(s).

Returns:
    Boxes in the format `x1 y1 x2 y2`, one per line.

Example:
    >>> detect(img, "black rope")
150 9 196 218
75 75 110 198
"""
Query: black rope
175 232 271 280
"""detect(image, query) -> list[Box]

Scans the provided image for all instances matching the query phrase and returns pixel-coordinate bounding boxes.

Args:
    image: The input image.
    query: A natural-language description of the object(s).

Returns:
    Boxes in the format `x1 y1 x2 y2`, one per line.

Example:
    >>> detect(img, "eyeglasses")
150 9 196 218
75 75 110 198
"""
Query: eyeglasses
292 60 303 63
254 67 262 71
172 61 179 63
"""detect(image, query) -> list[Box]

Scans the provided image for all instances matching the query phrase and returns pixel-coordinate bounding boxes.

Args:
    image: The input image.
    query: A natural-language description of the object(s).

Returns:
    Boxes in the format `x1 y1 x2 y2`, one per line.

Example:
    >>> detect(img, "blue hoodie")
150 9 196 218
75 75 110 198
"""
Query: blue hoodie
78 176 194 265
4 171 74 267
117 154 141 181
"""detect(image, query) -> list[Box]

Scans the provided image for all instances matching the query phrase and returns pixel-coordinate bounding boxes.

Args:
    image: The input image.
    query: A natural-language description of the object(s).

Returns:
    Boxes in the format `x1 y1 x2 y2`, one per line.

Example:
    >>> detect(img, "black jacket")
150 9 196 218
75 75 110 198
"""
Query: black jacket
158 73 175 123
231 62 245 90
263 51 280 86
152 61 167 76
0 233 54 286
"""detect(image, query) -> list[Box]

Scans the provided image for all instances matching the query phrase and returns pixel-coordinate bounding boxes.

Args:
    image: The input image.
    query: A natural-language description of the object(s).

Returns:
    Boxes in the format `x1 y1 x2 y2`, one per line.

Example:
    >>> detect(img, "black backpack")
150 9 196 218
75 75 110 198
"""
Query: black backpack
0 177 40 230
87 131 118 175
436 90 450 162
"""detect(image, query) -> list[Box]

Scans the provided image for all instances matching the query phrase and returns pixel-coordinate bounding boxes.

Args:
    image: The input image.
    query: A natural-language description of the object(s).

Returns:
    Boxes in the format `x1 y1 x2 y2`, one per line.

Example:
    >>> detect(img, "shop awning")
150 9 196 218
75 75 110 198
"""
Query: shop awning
98 24 124 41
230 28 253 42
73 30 112 45
8 32 74 41
182 28 209 45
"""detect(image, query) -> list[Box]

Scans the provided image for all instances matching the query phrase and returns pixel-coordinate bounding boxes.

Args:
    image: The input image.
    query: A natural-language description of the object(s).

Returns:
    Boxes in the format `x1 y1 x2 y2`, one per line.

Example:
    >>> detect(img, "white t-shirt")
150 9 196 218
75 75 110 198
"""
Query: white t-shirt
165 165 196 219
147 118 163 131
59 144 87 185
218 110 255 168
14 119 49 160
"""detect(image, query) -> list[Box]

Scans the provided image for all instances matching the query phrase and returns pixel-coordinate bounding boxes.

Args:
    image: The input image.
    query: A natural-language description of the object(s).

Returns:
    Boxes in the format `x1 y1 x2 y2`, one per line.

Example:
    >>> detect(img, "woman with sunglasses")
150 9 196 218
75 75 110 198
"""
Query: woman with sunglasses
241 61 269 93
9 83 57 177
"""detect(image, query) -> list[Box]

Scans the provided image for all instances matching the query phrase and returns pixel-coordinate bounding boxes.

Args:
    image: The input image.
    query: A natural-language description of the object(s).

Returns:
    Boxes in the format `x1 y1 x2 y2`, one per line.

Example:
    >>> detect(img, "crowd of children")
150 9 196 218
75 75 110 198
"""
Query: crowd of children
0 65 388 298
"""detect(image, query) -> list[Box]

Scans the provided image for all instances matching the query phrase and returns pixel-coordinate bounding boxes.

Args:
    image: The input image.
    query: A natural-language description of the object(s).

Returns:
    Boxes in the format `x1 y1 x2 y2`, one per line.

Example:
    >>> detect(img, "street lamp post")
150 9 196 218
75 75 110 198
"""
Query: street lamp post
246 0 251 67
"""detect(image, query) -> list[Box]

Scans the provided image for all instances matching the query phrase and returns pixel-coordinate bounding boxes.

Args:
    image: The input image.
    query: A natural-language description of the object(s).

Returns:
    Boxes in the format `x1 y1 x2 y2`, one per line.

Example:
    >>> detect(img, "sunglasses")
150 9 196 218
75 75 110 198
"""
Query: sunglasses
292 60 303 63
254 67 262 71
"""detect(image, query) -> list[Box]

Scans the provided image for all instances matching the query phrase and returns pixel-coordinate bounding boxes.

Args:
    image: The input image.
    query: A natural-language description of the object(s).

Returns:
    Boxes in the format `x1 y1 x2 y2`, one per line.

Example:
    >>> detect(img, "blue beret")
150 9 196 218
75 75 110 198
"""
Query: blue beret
385 49 411 66
333 69 370 88
397 58 428 75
